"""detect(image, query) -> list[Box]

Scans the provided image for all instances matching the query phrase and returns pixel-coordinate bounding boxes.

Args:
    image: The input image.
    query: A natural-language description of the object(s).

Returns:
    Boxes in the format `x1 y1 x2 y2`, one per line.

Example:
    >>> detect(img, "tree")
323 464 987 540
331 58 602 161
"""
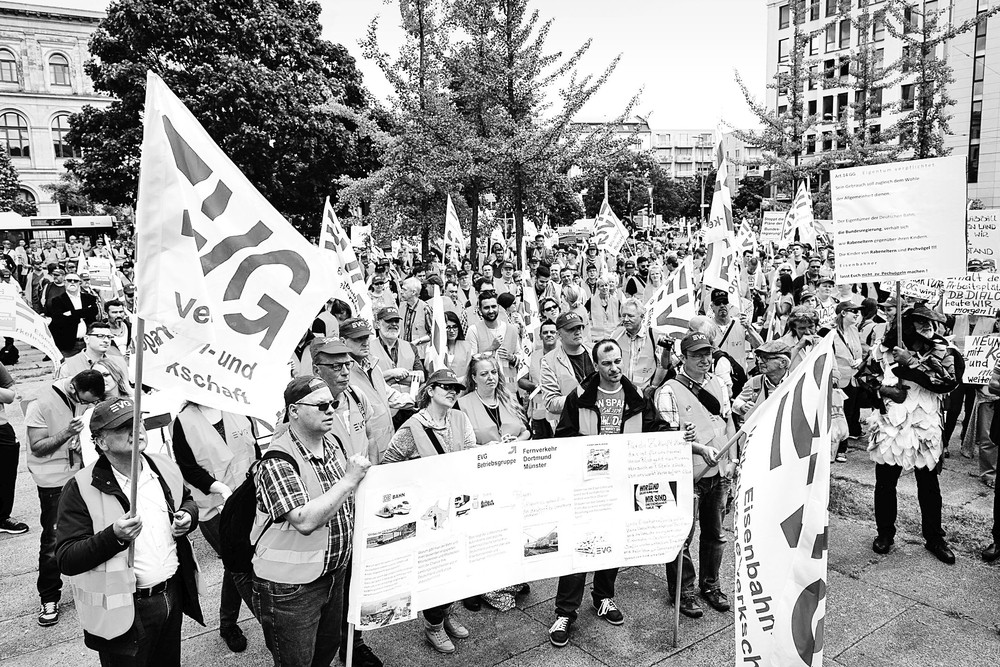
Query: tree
0 150 36 216
732 176 770 217
66 0 376 233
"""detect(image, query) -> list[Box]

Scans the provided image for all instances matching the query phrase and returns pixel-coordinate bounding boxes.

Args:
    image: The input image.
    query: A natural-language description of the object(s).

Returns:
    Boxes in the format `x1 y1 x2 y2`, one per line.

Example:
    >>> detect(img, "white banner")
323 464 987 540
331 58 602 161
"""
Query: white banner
942 272 1000 316
760 212 786 243
703 139 733 244
135 72 337 418
593 198 629 256
348 433 693 630
735 332 836 667
968 209 999 271
320 200 375 325
899 279 943 303
964 335 1000 385
0 288 62 368
644 257 696 338
351 224 372 249
830 156 967 282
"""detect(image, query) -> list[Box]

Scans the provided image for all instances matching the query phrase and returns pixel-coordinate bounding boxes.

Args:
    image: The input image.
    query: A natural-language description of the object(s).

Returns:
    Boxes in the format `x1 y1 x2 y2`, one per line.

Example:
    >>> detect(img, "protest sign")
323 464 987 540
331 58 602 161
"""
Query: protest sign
968 209 999 270
0 287 62 368
760 212 786 243
351 224 372 249
942 273 1000 316
899 279 943 303
348 433 693 630
964 335 1000 385
830 156 967 282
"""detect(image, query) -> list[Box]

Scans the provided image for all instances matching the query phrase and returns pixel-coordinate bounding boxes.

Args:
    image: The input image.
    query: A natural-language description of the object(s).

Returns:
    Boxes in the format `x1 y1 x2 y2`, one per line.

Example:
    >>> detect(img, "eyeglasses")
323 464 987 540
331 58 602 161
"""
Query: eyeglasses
296 400 335 412
445 324 460 330
316 360 354 372
65 278 80 283
432 384 459 392
88 333 112 340
543 305 558 312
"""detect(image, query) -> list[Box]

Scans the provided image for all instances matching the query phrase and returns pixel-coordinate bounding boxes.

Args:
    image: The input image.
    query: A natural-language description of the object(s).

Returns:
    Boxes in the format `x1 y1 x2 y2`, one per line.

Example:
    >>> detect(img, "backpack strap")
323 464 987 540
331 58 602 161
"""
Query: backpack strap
719 320 736 347
422 427 447 455
252 450 298 539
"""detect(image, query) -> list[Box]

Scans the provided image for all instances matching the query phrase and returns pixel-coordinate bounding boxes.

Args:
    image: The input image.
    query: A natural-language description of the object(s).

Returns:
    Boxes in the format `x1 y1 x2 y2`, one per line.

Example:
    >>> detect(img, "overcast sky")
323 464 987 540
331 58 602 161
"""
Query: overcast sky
45 0 768 130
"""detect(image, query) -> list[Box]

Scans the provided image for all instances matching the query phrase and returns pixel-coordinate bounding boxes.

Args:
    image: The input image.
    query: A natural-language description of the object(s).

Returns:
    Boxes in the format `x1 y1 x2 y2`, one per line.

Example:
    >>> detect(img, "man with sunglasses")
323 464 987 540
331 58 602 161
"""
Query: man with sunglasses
24 369 107 627
56 322 131 396
45 272 100 356
252 376 372 667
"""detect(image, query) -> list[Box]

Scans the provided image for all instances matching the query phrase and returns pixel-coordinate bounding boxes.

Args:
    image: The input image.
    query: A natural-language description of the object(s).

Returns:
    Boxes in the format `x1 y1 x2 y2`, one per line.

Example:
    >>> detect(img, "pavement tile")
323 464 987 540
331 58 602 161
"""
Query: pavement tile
823 570 917 659
648 625 733 667
836 605 1000 667
494 643 609 666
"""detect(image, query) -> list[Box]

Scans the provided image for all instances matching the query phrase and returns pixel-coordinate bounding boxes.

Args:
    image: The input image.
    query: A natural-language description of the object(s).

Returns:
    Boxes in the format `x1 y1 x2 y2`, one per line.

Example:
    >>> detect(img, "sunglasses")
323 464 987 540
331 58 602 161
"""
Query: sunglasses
65 278 80 283
296 400 335 412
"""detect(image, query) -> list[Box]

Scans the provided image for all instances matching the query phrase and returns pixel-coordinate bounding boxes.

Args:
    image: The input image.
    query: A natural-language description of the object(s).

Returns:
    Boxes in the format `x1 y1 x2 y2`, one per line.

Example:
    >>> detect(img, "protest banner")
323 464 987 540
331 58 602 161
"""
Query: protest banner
735 332 836 667
0 288 62 368
135 72 338 419
964 335 1000 385
348 433 693 630
643 257 696 338
703 138 733 244
760 211 786 243
942 273 1000 316
351 224 372 249
968 209 999 270
593 197 629 256
830 156 967 282
899 279 943 303
320 200 375 325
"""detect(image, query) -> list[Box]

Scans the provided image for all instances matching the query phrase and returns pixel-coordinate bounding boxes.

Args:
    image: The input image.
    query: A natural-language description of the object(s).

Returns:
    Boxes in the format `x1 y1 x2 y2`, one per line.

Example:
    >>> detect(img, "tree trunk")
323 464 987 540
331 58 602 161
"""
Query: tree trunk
514 174 524 270
469 185 480 269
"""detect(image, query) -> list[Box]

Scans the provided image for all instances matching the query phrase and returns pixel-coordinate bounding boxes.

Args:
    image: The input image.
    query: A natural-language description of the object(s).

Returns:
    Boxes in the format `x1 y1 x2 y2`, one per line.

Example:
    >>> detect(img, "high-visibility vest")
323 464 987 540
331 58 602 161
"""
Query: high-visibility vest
458 393 524 444
67 454 184 640
176 407 257 521
250 431 331 584
665 376 735 479
404 410 472 459
373 337 419 394
27 380 84 489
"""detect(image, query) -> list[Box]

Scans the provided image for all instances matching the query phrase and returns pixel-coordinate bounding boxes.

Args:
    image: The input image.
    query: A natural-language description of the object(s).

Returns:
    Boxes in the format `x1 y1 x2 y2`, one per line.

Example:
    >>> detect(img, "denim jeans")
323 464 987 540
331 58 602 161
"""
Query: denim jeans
338 558 366 657
554 568 618 621
98 577 183 667
666 474 730 597
252 569 345 667
874 463 945 545
37 486 63 603
198 514 249 628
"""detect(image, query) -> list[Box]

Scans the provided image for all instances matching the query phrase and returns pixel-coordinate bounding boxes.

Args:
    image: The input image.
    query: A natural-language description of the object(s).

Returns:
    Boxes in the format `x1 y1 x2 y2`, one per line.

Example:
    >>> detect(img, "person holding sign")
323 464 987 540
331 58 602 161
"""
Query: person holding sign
549 339 670 648
381 369 475 654
867 306 958 564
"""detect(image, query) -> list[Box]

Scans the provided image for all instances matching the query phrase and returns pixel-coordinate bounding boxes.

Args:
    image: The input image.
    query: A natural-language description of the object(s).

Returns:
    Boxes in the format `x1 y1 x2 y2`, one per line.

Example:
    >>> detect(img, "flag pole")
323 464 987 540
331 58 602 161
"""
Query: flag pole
895 281 904 351
672 554 682 647
126 319 146 567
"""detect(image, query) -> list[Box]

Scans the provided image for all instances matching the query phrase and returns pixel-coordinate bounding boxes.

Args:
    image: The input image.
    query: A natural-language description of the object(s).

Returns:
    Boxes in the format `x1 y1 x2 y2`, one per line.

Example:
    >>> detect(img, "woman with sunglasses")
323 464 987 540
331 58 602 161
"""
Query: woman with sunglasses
381 369 476 654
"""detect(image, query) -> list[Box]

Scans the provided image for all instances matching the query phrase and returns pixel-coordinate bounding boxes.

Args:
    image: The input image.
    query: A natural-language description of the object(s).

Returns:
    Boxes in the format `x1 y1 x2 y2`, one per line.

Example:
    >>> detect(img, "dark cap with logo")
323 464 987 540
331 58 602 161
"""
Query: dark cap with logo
710 289 729 305
339 318 372 339
425 368 466 391
680 332 714 354
555 311 585 331
835 301 861 315
91 398 135 432
376 306 401 322
283 376 329 407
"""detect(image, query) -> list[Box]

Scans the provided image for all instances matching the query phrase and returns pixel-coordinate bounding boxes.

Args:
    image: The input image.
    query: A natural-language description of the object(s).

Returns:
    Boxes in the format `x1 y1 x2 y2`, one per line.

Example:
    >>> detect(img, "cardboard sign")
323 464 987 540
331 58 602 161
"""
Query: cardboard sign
899 279 943 303
964 335 1000 385
942 273 1000 316
760 211 786 242
968 209 999 271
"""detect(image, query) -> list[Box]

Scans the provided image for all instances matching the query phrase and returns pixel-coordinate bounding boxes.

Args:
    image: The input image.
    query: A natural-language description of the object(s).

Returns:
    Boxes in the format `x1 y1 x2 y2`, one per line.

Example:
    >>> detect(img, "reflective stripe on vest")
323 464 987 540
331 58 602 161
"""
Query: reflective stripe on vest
68 454 185 640
27 383 83 489
250 432 330 584
177 407 256 521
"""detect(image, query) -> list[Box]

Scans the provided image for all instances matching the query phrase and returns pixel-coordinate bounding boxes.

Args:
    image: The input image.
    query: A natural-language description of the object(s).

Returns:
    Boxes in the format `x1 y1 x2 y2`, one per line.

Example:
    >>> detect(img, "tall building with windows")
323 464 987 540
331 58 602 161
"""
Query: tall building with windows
766 0 1000 205
0 1 109 215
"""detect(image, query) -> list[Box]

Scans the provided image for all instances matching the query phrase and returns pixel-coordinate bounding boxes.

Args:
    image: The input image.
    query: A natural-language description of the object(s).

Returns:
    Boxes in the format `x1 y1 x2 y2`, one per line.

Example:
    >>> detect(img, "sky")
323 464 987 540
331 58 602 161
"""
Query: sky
42 0 768 130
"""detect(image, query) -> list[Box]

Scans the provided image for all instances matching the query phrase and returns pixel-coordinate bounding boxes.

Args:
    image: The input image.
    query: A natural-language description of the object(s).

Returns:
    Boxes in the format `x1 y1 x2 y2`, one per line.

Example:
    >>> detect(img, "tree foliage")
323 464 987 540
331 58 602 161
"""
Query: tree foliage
65 0 377 234
0 149 37 216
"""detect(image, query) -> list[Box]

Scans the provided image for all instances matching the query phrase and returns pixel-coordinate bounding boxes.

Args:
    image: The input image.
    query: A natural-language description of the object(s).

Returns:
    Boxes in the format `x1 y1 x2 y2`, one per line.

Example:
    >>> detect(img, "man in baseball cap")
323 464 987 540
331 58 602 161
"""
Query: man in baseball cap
541 312 594 422
734 341 794 419
372 306 424 397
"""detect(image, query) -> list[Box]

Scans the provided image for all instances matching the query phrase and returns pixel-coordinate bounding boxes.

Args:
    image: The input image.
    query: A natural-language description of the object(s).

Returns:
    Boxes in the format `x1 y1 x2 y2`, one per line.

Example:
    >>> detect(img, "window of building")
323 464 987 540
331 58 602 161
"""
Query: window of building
869 125 881 144
656 133 670 147
903 6 918 33
839 55 850 79
824 58 835 80
0 49 16 84
811 0 821 20
809 35 819 55
17 188 35 208
778 104 788 115
806 135 817 154
900 122 913 145
780 5 791 29
823 95 834 121
1 111 30 157
925 1 939 23
970 100 983 140
839 19 851 48
826 0 838 16
822 131 833 151
901 84 915 111
677 148 693 160
778 38 790 62
872 87 882 116
837 92 849 119
874 48 884 69
969 144 980 183
872 13 885 41
826 23 837 51
809 99 818 116
975 16 987 52
49 53 70 86
974 55 986 82
51 114 78 159
676 162 693 175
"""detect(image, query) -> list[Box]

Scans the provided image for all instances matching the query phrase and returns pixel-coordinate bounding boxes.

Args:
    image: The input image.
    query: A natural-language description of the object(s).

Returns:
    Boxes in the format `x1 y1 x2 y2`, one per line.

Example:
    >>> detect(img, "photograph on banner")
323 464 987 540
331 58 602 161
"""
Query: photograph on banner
964 335 1000 385
967 209 999 271
760 211 786 243
348 433 694 631
830 156 967 283
942 273 1000 316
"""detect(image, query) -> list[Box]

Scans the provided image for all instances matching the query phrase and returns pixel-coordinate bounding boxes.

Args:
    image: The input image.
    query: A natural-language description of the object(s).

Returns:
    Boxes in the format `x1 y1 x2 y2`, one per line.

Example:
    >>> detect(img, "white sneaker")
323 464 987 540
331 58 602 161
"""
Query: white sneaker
38 602 58 627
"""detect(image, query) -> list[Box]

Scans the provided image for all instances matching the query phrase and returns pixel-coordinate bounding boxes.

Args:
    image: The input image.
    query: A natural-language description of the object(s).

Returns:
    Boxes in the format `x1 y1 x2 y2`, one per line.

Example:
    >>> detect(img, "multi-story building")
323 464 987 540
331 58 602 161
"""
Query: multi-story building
765 0 999 205
0 1 109 215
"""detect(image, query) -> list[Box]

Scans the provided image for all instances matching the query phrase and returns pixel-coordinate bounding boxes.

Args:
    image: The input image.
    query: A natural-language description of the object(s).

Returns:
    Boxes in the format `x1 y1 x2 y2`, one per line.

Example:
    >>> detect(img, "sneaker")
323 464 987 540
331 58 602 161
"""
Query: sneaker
424 622 455 654
38 602 58 627
700 588 731 612
220 625 247 653
341 644 383 667
835 453 847 463
677 594 703 618
0 518 28 535
592 597 624 625
443 612 469 639
548 616 571 647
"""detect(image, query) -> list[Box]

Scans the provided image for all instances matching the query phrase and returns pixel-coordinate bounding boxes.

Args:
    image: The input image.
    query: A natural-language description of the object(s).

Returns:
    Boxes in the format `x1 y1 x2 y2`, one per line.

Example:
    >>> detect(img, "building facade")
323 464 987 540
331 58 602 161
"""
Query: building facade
765 0 999 205
0 1 109 215
571 117 721 178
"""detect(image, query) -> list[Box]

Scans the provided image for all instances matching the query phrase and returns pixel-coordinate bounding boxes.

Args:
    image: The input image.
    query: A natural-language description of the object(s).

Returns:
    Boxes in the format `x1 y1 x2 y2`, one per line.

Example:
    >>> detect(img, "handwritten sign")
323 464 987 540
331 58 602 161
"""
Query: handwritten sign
900 279 943 303
968 209 999 271
760 211 786 243
964 335 1000 385
942 272 1000 315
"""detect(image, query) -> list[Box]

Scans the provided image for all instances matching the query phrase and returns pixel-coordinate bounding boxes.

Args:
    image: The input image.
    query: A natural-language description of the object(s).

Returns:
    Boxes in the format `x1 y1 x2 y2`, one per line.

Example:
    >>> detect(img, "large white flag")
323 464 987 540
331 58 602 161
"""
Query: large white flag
703 138 734 244
781 182 817 247
0 286 61 368
593 197 629 256
134 71 338 419
426 286 448 372
734 332 835 667
320 199 375 325
642 257 696 338
443 195 464 267
704 236 743 314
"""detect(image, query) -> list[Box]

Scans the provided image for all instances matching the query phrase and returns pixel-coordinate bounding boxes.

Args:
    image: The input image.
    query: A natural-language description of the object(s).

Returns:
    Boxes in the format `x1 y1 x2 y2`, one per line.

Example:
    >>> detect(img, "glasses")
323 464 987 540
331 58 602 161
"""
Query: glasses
296 400 335 412
445 324 460 330
316 360 354 372
66 278 80 283
543 305 558 312
88 333 112 340
432 384 459 393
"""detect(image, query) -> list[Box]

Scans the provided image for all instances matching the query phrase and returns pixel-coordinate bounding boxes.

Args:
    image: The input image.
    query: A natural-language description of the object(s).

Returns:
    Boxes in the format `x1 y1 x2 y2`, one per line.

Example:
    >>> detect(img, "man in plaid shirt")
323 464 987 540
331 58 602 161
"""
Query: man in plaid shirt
252 377 372 667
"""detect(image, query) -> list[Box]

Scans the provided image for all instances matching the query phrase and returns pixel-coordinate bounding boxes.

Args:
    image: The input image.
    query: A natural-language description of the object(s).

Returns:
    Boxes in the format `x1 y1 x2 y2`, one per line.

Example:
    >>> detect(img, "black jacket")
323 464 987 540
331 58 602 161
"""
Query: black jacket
555 373 668 437
45 291 99 352
56 454 204 655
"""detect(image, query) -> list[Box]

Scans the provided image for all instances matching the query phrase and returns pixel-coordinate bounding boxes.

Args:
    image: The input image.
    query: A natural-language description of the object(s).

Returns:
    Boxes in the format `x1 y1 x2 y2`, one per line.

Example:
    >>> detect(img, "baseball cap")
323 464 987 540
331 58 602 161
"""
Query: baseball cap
710 289 729 305
283 376 329 407
376 306 401 322
555 311 585 331
309 337 351 359
339 318 372 339
835 301 861 314
817 271 836 285
502 260 514 269
680 332 714 354
425 368 466 391
123 284 135 294
91 398 135 432
625 260 636 269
